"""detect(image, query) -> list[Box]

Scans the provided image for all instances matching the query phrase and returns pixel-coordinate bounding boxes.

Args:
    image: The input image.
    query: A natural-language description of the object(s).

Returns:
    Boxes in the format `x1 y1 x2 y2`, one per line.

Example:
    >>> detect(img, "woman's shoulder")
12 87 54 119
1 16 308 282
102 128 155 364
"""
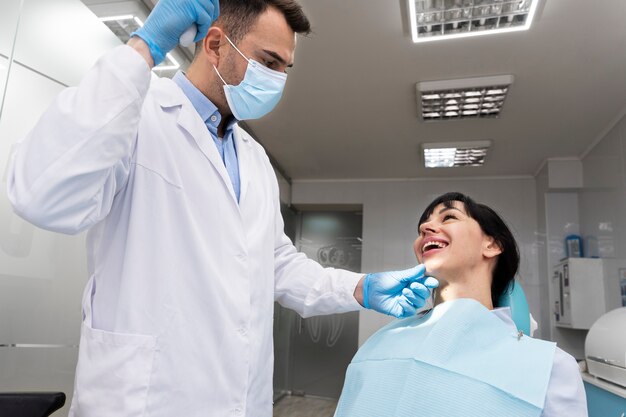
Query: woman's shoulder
541 347 588 417
553 347 580 371
550 347 584 386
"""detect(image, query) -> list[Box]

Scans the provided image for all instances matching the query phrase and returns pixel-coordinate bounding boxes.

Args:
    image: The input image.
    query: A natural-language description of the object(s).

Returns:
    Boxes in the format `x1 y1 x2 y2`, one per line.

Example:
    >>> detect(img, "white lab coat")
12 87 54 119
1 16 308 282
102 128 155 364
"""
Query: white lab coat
7 45 363 417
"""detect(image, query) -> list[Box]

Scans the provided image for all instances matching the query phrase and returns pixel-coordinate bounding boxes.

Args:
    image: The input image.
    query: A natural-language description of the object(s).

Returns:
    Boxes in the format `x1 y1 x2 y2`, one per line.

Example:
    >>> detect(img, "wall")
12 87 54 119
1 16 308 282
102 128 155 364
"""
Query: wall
534 165 551 339
579 115 626 261
291 177 540 345
533 111 626 360
543 190 586 358
579 111 626 314
0 1 120 415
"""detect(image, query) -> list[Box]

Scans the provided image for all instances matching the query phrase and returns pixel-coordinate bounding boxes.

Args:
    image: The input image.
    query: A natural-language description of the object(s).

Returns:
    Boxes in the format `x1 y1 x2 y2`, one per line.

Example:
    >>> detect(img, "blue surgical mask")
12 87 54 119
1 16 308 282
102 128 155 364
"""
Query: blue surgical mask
213 35 287 121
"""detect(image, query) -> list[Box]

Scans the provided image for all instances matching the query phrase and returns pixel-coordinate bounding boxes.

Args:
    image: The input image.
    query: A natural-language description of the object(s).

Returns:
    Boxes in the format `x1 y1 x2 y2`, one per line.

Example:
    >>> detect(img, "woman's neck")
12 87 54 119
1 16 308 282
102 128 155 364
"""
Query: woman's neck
434 282 493 310
432 267 494 310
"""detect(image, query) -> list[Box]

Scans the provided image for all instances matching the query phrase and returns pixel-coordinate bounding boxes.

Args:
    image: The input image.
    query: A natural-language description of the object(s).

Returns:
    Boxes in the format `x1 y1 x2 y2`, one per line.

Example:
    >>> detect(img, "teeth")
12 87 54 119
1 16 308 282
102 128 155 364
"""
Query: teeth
422 241 448 253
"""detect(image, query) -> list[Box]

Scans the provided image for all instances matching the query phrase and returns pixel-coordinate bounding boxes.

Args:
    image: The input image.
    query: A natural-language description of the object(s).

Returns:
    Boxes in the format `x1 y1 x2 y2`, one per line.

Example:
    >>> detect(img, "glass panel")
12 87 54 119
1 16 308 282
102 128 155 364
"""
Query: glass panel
0 0 22 116
12 0 120 87
289 211 362 399
273 203 299 401
0 1 123 415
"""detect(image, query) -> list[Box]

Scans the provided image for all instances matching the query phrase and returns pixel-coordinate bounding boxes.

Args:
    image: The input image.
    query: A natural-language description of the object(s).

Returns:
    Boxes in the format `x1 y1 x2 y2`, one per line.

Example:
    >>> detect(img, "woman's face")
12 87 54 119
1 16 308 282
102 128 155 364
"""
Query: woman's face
413 201 500 280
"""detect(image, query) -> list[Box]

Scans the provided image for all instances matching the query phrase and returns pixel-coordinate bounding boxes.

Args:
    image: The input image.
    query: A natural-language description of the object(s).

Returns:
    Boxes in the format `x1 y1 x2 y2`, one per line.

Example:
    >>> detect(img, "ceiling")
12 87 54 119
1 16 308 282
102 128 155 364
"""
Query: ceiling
90 0 626 180
246 0 626 179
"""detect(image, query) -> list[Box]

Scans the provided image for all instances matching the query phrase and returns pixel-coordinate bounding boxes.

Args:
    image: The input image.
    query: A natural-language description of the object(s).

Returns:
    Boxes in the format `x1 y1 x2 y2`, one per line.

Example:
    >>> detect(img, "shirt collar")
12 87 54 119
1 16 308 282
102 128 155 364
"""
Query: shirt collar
491 307 516 329
172 71 237 136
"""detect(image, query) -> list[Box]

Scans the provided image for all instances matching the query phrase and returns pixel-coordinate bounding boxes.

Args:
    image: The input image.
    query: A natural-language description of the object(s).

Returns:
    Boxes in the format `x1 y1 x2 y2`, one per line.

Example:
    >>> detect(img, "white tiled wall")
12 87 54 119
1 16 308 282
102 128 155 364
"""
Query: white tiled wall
579 113 626 311
291 177 540 345
533 112 626 359
534 166 550 339
580 118 626 261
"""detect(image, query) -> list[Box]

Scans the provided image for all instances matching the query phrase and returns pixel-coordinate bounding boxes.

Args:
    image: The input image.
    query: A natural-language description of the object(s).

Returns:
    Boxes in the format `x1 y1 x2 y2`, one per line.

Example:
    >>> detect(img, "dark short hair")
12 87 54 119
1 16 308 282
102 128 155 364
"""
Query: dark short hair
417 192 520 308
217 0 311 42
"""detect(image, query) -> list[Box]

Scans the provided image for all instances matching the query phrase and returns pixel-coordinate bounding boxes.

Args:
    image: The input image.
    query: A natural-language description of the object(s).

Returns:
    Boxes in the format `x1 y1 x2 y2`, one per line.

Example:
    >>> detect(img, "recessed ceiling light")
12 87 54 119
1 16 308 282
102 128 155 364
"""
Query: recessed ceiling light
100 15 144 42
408 0 539 43
422 140 491 168
417 74 513 121
152 53 181 71
100 15 179 72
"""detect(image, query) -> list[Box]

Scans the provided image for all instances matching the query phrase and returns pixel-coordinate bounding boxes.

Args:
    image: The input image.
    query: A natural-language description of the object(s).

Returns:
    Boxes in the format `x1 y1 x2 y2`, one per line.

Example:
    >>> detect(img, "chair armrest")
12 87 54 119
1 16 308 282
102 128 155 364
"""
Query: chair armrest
0 392 66 417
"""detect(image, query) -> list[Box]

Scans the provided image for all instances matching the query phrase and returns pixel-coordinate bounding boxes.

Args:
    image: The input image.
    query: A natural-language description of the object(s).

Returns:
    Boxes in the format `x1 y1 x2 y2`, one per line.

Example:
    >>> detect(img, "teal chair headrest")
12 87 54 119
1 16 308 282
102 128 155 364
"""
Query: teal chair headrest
497 281 531 336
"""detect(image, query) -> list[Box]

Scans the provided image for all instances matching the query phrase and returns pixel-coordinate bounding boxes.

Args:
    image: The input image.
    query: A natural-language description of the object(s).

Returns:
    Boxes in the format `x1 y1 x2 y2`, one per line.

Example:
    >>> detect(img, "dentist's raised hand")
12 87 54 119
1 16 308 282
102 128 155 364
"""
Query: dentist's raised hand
358 265 439 318
131 0 220 65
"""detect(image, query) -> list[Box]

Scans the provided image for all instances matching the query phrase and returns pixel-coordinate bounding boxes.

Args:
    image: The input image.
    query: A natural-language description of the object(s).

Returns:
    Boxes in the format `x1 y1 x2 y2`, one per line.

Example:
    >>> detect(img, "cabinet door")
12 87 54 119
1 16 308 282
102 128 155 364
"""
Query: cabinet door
584 382 626 417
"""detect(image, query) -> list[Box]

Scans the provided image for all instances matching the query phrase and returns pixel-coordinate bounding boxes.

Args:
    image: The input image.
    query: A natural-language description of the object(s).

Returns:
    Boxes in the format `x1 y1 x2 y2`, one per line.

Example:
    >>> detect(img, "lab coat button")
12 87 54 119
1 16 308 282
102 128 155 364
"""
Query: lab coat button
238 327 247 336
234 407 242 415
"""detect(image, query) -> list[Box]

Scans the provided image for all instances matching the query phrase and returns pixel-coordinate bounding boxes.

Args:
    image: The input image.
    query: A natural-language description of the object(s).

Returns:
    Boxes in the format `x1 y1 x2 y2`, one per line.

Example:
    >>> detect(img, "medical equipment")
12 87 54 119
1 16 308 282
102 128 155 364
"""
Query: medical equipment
550 258 626 329
565 234 583 258
416 288 436 318
585 307 626 389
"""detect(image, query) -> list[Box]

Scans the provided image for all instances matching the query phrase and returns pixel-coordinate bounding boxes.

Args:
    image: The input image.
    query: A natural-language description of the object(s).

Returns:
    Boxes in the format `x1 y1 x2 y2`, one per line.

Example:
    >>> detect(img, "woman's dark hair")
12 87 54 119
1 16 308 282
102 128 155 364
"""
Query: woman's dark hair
417 192 520 307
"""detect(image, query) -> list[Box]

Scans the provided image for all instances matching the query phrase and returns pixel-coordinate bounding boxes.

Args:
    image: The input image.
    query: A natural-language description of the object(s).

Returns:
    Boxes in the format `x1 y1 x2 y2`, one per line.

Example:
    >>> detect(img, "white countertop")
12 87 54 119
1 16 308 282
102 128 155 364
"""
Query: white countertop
582 371 626 399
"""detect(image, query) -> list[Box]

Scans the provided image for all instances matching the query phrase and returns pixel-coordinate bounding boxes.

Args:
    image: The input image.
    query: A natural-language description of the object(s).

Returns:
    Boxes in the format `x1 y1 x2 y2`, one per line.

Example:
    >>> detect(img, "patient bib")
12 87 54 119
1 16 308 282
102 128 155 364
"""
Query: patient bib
335 299 556 417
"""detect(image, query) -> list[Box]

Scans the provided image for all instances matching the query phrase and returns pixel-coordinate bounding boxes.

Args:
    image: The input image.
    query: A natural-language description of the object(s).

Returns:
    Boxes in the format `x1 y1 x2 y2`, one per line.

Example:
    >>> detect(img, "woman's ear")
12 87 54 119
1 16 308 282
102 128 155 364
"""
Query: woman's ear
483 236 503 259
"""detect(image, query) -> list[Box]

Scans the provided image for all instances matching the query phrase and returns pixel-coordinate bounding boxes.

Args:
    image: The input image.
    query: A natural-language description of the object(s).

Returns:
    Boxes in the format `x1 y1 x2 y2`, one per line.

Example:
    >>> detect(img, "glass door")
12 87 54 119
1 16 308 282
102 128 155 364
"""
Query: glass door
289 210 362 399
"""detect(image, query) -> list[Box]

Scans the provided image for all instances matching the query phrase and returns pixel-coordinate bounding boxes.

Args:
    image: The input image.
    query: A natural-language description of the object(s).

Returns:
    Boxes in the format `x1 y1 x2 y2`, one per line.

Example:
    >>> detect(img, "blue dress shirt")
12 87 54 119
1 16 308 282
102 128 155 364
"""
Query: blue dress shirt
172 71 240 202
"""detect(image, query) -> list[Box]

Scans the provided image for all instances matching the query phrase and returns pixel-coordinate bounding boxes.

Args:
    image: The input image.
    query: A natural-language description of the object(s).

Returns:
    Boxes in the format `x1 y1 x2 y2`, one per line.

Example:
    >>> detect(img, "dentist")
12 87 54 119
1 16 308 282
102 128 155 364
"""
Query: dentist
7 0 437 416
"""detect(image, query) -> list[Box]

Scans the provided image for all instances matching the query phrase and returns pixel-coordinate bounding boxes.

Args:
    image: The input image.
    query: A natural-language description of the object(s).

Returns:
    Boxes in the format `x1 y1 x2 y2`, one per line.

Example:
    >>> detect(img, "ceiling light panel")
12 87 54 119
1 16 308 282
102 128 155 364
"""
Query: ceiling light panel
417 75 513 121
100 15 143 43
408 0 539 43
100 15 179 71
422 140 491 168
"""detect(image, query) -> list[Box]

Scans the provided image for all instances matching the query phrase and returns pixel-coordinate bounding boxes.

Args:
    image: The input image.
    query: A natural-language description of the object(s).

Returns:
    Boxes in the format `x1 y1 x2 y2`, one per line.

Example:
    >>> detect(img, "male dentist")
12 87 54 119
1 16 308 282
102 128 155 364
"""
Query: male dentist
7 0 438 415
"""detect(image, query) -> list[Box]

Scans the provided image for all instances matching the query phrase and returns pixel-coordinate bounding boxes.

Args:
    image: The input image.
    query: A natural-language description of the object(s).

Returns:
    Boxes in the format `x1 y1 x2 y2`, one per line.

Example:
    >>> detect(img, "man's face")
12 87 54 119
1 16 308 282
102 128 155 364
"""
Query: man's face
219 7 296 88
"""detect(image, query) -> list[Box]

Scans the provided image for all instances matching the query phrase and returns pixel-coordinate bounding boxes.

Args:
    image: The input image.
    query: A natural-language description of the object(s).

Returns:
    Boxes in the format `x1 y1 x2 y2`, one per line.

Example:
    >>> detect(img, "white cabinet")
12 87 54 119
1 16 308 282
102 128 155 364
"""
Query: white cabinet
551 258 626 329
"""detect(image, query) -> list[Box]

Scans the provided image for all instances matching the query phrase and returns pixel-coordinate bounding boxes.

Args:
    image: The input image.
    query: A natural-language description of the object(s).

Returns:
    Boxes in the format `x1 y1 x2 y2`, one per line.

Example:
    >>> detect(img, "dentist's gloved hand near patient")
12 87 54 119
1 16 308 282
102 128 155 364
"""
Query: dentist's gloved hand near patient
358 265 439 318
131 0 220 65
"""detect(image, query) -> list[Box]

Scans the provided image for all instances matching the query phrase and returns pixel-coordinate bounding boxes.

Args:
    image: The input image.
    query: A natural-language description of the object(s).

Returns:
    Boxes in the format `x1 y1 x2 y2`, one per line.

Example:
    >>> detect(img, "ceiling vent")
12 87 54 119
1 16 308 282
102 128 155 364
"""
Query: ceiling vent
417 74 513 120
100 15 180 71
408 0 539 43
422 140 491 168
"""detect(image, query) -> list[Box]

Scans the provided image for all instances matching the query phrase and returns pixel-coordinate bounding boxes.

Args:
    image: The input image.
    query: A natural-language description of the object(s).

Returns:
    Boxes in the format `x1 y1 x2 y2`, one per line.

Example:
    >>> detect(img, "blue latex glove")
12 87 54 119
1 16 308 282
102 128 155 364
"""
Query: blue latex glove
363 265 439 318
131 0 220 65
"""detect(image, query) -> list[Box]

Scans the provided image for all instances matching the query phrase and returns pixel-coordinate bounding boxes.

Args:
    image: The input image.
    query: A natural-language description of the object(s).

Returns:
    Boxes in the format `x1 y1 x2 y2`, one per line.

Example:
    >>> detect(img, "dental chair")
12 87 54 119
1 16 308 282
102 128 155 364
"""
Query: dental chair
0 392 65 417
498 281 531 336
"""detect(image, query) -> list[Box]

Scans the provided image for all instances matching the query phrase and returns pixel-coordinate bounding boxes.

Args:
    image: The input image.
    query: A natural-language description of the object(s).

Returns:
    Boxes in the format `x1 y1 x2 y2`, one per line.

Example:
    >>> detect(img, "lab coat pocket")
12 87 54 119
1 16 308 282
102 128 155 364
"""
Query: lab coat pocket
71 321 157 417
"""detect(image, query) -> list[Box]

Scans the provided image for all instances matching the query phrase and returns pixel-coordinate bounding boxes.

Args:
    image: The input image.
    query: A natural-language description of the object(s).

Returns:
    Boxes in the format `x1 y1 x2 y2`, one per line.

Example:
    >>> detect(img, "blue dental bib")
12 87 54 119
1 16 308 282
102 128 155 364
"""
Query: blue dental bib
335 299 555 417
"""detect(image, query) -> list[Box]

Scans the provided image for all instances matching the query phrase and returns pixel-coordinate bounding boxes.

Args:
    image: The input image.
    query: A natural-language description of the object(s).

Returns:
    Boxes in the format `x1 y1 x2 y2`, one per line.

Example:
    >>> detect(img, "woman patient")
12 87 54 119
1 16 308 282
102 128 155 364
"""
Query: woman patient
336 192 587 417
